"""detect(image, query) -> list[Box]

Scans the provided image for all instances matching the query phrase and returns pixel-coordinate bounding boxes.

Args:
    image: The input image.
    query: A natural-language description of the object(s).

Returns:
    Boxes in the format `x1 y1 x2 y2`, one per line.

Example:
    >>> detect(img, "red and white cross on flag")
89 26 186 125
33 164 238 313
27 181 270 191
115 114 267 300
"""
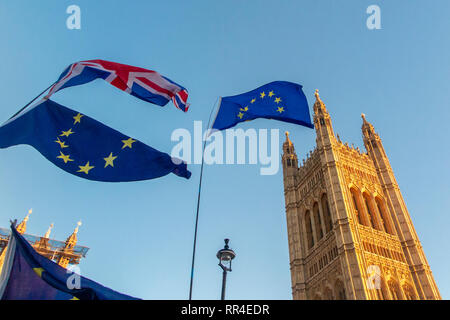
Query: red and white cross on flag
46 59 190 112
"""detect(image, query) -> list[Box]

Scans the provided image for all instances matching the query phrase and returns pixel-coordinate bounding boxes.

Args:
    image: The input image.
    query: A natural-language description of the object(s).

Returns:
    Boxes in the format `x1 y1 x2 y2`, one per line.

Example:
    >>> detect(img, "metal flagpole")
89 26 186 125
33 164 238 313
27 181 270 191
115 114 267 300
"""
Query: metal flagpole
188 97 221 300
7 82 55 121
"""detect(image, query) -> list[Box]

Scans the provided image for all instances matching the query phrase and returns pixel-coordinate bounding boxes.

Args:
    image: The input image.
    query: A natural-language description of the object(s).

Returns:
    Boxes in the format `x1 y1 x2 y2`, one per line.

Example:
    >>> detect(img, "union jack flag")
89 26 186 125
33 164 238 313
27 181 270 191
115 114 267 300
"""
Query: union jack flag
46 59 190 112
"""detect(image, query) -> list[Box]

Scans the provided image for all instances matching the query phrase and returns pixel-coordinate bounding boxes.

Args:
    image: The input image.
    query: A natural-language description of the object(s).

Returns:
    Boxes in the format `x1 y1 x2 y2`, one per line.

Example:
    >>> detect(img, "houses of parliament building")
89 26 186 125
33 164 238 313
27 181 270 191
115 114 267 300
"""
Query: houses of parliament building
282 90 440 300
0 210 88 275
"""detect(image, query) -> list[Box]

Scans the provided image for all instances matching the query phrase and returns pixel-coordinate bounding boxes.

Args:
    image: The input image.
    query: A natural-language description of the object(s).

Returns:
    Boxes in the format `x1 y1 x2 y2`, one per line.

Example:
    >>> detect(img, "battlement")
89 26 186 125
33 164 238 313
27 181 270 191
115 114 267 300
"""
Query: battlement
336 136 370 161
297 146 320 180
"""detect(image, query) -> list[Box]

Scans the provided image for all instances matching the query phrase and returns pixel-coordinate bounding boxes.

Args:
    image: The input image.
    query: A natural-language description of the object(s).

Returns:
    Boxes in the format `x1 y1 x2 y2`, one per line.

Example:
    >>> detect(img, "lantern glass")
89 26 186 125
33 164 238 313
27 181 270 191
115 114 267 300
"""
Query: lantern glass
221 256 231 270
217 239 235 272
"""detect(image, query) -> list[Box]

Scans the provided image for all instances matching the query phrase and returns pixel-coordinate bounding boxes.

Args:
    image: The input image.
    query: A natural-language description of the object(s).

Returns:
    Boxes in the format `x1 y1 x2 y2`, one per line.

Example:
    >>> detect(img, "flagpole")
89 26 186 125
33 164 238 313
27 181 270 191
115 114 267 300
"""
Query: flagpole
188 97 221 300
7 82 55 120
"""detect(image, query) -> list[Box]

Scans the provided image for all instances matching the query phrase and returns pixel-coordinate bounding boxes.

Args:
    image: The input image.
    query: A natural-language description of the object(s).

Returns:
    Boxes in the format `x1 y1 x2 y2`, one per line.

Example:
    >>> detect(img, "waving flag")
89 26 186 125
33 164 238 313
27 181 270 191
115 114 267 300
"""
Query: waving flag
0 224 139 300
0 99 191 182
212 81 314 131
46 59 190 112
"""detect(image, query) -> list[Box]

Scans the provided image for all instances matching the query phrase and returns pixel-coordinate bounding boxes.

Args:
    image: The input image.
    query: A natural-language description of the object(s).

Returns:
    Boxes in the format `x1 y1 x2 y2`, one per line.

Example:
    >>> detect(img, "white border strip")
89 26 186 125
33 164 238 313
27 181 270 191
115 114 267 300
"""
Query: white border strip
207 96 222 138
0 230 17 299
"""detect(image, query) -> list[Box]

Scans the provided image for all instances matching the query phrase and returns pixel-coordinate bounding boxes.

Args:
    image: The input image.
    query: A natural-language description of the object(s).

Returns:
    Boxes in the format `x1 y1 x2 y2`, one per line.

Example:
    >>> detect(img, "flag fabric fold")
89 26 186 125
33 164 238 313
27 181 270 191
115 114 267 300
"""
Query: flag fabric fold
0 99 191 182
0 224 139 300
212 81 314 131
46 59 190 112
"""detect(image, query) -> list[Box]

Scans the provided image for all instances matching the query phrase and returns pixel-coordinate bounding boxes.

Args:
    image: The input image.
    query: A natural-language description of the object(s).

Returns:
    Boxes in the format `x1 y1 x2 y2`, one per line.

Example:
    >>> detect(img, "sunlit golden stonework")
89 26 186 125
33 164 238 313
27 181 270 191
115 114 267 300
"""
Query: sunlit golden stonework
0 210 88 274
281 91 440 300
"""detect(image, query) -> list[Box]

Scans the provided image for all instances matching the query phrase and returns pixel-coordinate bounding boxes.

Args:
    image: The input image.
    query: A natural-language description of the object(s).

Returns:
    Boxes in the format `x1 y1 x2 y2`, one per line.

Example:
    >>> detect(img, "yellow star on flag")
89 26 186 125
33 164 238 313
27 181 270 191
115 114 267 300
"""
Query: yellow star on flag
104 152 117 168
274 97 282 104
55 137 69 149
268 91 275 97
240 106 248 112
260 92 266 99
60 128 75 137
73 113 83 124
121 137 136 149
250 98 256 104
77 162 94 174
276 106 285 113
33 268 44 278
237 112 244 119
57 151 74 163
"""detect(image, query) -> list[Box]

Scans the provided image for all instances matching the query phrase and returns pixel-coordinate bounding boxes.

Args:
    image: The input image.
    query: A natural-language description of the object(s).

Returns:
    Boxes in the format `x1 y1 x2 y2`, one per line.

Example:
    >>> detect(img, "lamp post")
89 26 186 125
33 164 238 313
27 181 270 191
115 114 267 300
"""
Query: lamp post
216 238 236 300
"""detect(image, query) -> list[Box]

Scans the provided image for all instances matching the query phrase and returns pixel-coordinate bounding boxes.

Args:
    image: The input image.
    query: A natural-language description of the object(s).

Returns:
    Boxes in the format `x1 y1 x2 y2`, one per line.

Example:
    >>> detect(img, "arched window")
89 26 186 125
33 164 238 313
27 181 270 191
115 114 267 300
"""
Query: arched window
377 278 390 300
305 210 314 249
375 197 394 234
362 194 374 228
321 194 333 233
388 281 402 300
324 288 334 300
403 285 416 300
350 188 364 226
373 280 385 300
335 280 346 300
363 193 379 230
313 202 323 240
375 289 383 300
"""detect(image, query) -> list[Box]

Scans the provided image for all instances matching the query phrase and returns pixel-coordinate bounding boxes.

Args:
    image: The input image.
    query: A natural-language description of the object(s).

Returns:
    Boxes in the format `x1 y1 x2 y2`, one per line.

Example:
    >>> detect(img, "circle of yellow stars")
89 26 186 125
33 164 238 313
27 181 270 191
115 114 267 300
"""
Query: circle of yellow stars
237 90 285 120
54 112 137 175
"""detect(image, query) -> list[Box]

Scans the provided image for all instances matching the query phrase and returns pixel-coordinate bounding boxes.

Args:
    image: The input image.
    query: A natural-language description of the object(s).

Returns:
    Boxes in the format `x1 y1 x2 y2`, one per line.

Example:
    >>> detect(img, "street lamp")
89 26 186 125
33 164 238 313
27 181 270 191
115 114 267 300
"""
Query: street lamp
216 238 236 300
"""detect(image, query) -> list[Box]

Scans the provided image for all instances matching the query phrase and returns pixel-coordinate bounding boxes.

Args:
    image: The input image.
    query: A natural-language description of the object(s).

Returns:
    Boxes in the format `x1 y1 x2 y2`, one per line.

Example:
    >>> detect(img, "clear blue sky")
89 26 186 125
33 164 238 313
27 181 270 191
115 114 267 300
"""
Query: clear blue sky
0 0 449 299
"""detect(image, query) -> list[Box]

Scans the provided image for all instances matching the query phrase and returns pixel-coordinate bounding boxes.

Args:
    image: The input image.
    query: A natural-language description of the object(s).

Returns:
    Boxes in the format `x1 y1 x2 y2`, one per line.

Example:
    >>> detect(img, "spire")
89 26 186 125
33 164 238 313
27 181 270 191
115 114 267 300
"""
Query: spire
313 89 328 115
313 89 335 145
314 89 320 101
64 221 81 249
44 223 54 239
283 131 296 155
285 131 292 145
361 113 376 138
74 220 81 234
16 209 32 234
361 113 367 123
361 113 385 159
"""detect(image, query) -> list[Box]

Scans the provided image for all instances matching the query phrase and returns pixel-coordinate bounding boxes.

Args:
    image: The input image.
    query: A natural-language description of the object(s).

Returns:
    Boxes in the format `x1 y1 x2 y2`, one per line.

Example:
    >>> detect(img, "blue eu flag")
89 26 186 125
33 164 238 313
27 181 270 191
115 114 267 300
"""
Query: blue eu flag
0 99 191 182
0 224 139 300
212 81 314 131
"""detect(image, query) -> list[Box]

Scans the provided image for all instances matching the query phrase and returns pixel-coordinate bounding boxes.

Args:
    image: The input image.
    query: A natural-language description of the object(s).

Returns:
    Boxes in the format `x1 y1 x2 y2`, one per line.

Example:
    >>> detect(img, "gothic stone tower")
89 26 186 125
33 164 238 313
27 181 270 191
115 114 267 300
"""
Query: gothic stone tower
0 211 87 273
282 90 440 300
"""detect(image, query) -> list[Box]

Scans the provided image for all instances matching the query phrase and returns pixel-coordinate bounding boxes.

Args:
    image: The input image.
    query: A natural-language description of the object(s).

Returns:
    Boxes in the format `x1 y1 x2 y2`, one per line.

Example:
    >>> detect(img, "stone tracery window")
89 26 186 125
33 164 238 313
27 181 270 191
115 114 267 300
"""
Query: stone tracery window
363 193 385 231
313 202 323 240
324 287 334 300
363 193 377 229
305 210 315 249
335 280 346 300
388 281 402 300
375 197 394 235
321 194 333 233
350 188 365 225
402 285 416 300
313 293 322 300
377 278 390 300
363 195 375 228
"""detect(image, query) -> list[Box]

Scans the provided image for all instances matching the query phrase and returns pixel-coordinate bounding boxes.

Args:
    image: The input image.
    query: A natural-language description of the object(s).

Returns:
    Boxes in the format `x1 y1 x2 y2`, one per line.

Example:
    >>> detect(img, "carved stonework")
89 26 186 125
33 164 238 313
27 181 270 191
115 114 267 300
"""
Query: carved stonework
281 91 441 300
